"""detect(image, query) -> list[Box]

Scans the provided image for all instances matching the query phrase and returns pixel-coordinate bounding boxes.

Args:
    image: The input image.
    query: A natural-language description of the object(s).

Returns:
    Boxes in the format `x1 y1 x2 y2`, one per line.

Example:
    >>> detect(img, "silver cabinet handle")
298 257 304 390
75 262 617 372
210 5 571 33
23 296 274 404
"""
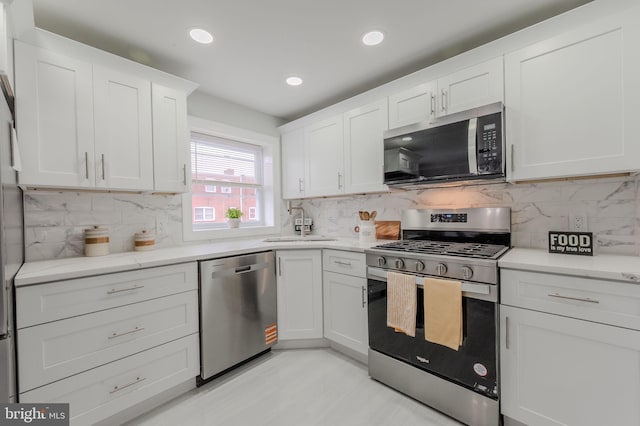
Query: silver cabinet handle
182 164 187 186
441 89 447 113
510 144 515 173
109 376 146 394
430 93 436 116
548 293 600 304
337 172 343 189
361 286 366 308
505 316 510 350
334 260 352 266
107 285 145 294
84 152 89 179
278 257 282 277
108 326 145 340
298 178 304 193
101 154 106 180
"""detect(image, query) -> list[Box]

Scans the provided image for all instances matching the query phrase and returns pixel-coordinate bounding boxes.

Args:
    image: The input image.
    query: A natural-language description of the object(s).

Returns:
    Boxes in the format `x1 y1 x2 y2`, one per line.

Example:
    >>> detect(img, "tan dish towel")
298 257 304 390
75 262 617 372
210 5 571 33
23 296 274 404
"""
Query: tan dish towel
423 277 463 350
386 271 417 337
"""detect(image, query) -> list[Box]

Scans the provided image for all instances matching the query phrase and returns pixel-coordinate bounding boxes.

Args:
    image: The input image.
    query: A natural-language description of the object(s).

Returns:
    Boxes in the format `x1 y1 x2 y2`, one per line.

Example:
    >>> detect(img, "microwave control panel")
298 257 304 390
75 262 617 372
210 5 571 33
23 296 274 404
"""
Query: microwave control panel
476 112 503 175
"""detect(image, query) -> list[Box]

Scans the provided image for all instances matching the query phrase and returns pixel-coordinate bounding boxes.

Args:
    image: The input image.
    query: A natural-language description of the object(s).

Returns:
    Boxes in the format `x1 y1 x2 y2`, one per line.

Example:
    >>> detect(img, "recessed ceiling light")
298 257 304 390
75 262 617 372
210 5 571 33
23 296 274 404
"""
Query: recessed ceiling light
362 30 384 46
189 28 213 44
286 76 303 86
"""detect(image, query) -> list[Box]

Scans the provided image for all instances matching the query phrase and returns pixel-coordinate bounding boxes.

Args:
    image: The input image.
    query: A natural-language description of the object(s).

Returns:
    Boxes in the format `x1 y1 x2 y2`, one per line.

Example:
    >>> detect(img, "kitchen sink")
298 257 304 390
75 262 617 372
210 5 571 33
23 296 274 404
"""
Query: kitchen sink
263 236 336 242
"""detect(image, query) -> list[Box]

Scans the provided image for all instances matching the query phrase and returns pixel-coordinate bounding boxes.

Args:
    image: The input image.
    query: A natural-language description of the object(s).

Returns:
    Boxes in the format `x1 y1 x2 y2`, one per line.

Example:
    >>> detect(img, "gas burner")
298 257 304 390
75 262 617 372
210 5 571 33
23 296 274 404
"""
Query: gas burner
373 240 508 260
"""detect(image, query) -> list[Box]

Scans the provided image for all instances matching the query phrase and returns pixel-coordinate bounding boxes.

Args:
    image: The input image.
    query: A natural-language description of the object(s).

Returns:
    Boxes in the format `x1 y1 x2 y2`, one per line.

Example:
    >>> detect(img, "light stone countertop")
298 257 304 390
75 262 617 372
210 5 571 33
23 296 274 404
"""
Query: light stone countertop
499 248 640 284
16 237 380 286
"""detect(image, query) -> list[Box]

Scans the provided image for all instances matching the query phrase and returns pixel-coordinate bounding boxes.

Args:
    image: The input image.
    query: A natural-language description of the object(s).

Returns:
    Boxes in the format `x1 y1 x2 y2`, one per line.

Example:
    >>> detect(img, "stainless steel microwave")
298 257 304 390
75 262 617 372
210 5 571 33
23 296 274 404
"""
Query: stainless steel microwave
383 102 504 187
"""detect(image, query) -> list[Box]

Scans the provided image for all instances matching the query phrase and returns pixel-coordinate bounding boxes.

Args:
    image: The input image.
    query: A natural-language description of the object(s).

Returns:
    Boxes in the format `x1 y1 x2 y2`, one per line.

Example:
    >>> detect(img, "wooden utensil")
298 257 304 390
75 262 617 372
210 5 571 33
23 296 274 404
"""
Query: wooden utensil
369 211 377 220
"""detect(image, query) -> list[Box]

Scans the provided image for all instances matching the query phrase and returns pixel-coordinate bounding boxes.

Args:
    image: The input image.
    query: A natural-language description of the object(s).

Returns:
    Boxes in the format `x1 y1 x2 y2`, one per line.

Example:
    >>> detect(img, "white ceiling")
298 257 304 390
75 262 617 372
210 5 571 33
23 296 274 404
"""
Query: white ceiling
32 0 592 122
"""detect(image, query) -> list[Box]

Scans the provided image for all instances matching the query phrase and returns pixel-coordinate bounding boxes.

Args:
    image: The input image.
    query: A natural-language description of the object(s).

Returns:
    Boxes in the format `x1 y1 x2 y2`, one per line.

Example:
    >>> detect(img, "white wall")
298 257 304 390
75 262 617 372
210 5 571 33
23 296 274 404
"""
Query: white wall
188 90 284 137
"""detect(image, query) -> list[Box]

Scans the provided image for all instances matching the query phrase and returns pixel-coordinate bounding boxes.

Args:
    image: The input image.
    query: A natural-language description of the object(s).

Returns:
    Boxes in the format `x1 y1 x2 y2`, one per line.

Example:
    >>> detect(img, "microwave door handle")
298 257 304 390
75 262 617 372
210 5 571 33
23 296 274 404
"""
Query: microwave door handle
467 117 478 175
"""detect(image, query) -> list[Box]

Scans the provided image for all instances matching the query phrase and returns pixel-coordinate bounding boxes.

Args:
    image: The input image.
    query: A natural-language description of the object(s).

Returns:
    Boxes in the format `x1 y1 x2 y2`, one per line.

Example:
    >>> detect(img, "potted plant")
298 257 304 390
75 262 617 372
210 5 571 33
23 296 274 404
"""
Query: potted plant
225 207 243 228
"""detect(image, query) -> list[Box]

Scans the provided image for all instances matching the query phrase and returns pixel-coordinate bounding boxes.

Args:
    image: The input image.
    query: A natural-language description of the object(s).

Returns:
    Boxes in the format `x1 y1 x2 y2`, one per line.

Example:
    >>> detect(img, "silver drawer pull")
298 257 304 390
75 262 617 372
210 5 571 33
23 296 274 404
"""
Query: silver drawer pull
547 293 600 304
107 285 145 294
109 376 146 394
108 326 145 339
334 260 352 267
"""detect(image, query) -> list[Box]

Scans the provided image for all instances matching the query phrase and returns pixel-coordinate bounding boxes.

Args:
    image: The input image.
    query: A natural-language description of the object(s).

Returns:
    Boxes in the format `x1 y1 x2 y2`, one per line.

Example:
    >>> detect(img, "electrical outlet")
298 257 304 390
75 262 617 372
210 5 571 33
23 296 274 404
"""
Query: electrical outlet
569 213 588 232
156 219 167 236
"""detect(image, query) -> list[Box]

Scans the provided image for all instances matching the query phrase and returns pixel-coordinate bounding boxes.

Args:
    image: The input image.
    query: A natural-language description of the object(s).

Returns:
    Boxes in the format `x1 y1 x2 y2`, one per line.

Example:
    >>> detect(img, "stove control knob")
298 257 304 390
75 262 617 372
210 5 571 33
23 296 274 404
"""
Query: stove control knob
415 261 425 272
461 266 473 280
436 263 448 276
394 258 405 269
377 257 387 267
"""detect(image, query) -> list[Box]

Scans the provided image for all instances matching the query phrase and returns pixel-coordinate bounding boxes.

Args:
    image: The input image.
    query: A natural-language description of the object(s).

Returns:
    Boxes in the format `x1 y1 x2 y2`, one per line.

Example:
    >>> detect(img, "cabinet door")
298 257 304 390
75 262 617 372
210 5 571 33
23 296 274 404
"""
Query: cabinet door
151 83 189 192
323 271 368 355
388 81 437 128
14 41 95 187
276 250 323 340
304 115 344 197
343 99 389 194
93 66 153 191
505 9 640 181
500 306 640 426
437 56 503 116
281 127 305 199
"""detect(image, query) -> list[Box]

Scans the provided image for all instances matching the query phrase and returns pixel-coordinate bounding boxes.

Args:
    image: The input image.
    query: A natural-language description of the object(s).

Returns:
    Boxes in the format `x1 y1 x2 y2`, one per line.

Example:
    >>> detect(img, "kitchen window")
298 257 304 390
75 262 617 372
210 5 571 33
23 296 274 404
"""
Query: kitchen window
194 206 215 222
183 117 280 240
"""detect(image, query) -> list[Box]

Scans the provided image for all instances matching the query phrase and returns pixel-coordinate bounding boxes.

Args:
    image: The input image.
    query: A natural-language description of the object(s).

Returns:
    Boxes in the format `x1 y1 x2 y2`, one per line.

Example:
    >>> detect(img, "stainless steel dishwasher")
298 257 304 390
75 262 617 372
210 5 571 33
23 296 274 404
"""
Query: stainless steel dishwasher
198 251 277 383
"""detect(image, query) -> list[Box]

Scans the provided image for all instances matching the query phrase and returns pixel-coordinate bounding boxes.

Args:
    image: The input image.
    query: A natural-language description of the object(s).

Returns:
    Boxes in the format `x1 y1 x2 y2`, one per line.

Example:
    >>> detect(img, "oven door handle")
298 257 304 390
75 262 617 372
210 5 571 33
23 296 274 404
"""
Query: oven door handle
367 266 495 301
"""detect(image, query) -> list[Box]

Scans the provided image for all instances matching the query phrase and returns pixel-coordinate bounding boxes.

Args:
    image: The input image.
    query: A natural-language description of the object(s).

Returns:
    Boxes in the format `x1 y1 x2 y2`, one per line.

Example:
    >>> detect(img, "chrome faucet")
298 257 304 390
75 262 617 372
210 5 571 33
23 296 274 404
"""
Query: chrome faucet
287 201 306 237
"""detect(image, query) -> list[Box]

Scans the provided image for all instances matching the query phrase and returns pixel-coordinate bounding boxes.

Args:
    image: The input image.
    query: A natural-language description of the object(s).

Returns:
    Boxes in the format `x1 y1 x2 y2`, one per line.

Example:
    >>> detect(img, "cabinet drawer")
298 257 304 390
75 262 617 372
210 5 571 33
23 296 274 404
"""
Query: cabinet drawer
18 291 198 392
501 269 640 331
16 262 197 328
20 334 199 426
322 250 366 277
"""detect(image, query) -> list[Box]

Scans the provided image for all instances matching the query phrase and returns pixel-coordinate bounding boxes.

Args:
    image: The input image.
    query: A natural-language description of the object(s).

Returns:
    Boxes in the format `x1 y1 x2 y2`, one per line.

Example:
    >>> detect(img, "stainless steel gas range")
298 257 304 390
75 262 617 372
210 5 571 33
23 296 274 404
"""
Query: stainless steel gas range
365 207 511 426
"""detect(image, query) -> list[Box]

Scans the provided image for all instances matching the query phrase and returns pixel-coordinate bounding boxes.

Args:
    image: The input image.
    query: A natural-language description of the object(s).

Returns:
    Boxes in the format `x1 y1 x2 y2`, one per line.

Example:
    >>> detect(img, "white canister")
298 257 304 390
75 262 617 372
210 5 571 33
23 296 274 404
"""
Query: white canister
84 226 110 257
134 230 155 251
358 220 376 243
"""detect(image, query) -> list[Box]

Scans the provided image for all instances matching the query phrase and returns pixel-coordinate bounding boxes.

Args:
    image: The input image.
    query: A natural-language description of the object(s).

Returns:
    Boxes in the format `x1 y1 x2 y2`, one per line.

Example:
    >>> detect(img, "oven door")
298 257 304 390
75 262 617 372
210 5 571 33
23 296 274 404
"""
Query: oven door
367 267 498 400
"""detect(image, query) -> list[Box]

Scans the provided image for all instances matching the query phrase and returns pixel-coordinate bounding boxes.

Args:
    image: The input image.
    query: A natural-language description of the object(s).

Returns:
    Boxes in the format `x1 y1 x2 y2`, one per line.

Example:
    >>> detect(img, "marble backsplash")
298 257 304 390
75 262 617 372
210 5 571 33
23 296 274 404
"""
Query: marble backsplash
24 175 640 261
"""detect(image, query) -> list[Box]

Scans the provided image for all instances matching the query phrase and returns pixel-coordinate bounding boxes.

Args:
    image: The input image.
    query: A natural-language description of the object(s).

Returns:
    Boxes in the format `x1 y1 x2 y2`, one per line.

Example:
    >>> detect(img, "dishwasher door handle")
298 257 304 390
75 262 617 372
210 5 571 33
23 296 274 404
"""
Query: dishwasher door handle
211 261 271 278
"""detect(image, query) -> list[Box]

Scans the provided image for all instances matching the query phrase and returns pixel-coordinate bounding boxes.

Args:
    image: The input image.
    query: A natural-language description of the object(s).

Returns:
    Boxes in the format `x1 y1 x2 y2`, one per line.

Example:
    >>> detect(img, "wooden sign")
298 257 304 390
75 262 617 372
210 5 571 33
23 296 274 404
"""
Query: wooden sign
548 231 593 256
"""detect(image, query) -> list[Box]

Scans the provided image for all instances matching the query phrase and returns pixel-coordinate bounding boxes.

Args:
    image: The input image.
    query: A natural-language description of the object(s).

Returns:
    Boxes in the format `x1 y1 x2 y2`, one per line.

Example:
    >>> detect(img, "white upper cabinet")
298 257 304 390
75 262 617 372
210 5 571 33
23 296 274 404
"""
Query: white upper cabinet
505 7 640 181
304 114 344 197
93 66 153 191
152 83 189 192
388 81 437 129
387 57 504 129
437 56 503 116
15 41 95 188
281 127 305 199
343 98 388 194
282 98 389 199
14 36 196 192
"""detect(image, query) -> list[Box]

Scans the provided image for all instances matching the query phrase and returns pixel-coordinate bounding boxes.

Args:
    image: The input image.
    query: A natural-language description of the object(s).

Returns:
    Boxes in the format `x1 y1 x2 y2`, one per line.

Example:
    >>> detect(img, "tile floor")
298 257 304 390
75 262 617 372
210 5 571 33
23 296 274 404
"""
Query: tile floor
127 348 462 426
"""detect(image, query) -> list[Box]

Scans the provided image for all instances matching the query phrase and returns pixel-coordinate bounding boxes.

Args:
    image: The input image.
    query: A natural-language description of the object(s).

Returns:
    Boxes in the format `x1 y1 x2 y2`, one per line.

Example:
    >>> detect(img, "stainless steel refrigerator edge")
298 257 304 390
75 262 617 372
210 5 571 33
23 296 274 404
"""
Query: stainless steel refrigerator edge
198 251 277 382
0 81 23 403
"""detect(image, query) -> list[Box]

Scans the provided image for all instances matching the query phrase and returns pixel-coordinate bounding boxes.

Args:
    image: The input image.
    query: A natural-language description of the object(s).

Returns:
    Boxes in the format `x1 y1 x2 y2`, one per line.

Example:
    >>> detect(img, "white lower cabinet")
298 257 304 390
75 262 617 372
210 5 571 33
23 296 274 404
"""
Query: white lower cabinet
276 250 323 340
322 250 368 356
500 268 640 426
15 263 199 425
21 334 199 426
323 271 368 355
